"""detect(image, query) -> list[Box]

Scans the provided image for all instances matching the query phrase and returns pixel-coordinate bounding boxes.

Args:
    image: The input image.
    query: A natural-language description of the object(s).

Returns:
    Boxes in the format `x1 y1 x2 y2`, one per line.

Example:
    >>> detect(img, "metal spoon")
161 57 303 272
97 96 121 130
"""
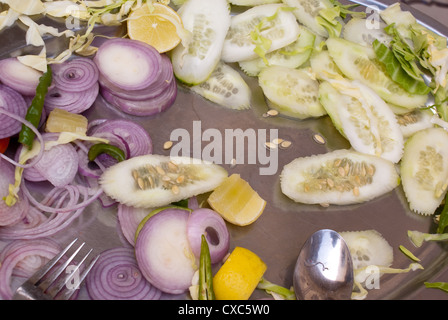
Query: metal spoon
293 229 354 300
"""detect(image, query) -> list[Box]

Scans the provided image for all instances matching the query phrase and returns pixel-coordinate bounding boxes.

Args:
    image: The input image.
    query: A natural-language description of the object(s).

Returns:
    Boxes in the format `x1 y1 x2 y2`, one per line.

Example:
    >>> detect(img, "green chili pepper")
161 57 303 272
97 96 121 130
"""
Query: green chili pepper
199 234 215 300
18 65 52 149
88 143 126 162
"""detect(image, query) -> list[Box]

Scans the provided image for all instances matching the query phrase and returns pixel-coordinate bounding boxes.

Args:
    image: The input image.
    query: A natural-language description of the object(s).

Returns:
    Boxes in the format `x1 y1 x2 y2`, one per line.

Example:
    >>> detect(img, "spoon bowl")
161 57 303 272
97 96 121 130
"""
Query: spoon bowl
293 229 354 300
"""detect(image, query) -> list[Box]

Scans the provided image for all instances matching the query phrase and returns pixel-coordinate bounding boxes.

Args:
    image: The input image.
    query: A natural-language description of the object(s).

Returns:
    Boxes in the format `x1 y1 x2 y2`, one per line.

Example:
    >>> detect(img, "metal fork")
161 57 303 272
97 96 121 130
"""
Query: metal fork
13 238 99 300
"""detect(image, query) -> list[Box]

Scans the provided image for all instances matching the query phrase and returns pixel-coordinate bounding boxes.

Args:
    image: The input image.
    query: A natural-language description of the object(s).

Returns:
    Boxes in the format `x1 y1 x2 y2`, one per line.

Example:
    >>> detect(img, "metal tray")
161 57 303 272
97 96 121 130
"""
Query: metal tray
1 0 448 300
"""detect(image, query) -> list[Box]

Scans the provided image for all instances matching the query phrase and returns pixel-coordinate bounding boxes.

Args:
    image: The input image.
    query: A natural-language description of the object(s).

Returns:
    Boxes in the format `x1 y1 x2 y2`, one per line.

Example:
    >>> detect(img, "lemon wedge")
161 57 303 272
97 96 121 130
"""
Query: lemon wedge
213 247 267 300
207 174 266 226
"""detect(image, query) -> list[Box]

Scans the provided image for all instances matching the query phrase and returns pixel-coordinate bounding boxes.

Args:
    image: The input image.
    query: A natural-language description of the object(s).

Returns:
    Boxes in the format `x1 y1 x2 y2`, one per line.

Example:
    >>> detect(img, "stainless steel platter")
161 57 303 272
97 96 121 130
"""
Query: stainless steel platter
1 0 448 300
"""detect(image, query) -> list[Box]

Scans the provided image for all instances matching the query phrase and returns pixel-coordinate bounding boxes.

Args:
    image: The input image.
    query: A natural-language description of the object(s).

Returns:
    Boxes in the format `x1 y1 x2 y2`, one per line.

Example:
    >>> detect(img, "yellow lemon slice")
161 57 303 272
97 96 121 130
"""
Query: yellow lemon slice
127 3 182 53
213 247 267 300
207 174 266 226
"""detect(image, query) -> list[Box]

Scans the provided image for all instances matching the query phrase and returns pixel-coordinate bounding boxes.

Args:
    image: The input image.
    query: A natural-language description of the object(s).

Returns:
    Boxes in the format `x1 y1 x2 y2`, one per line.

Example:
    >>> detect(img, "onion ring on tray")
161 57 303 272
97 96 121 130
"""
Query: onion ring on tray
52 58 99 93
86 247 162 300
0 238 61 300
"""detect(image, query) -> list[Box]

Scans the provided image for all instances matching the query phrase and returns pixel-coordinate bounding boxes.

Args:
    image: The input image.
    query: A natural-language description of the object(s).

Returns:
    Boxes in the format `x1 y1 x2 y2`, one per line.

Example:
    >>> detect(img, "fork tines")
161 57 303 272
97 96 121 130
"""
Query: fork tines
13 238 99 300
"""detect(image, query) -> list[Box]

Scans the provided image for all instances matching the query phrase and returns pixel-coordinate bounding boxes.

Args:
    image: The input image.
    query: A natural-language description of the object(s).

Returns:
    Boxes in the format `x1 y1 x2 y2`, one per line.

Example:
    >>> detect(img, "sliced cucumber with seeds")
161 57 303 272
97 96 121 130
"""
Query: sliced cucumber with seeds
191 62 251 110
221 4 300 63
342 17 392 47
319 79 404 163
238 25 315 76
309 49 342 81
326 37 428 110
281 149 400 205
340 230 393 270
396 109 434 138
400 127 448 215
282 0 337 37
99 154 228 208
258 65 326 119
170 0 230 85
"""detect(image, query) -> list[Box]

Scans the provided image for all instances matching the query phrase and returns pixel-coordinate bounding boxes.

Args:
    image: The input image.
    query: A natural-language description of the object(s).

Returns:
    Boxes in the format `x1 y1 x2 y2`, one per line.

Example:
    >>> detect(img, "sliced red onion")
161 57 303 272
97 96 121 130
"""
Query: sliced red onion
86 247 162 300
117 204 152 246
98 54 174 101
0 84 28 139
0 184 102 240
34 143 79 187
0 238 61 300
44 82 99 114
0 58 42 96
94 38 163 92
187 208 230 264
101 78 177 117
19 133 79 187
52 58 99 93
0 159 28 226
135 207 196 294
88 119 152 158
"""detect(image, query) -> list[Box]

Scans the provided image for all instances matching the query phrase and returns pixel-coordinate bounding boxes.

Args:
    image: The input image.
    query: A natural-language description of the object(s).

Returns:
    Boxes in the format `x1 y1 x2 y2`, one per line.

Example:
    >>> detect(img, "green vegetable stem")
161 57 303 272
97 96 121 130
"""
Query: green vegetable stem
199 234 215 300
18 65 52 149
88 143 126 163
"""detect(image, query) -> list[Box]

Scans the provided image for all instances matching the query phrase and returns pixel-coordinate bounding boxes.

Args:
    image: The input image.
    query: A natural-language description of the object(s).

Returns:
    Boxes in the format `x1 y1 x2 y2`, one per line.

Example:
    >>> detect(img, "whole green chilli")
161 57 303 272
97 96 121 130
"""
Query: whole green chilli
18 64 52 149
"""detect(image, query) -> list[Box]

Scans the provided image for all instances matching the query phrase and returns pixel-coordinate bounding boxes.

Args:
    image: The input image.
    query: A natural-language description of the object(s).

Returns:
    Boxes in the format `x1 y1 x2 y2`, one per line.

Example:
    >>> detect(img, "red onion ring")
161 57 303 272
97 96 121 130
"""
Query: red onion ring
98 54 174 101
94 38 163 92
86 247 162 300
117 204 152 246
135 207 196 294
0 180 102 241
88 119 153 158
101 77 177 117
187 208 230 264
0 238 61 299
0 58 42 96
0 84 28 139
44 82 99 114
52 58 99 93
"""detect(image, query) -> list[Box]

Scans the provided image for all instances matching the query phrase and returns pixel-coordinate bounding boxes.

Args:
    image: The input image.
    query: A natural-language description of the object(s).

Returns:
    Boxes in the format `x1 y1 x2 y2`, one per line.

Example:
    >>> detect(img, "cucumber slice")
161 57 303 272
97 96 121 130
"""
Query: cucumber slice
282 0 336 37
221 4 300 63
280 149 400 205
325 37 428 110
396 109 434 138
238 25 315 76
309 49 342 81
342 17 392 47
229 0 281 5
190 62 251 110
319 79 404 163
340 230 393 269
258 65 326 119
99 154 228 208
170 0 231 85
400 127 448 215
